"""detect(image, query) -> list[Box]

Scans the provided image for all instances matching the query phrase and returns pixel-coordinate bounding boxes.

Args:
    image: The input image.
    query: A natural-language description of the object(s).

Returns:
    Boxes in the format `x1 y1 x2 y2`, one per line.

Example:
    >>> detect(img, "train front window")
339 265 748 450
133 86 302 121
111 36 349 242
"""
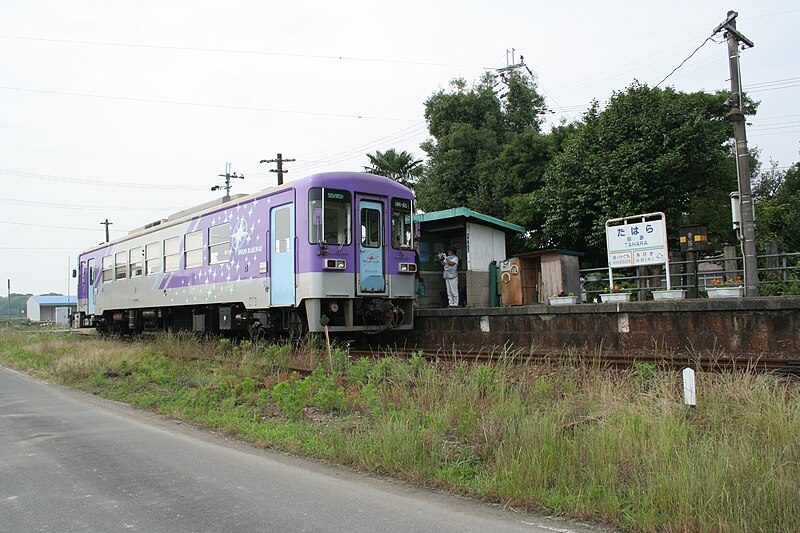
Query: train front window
308 188 351 245
391 197 412 249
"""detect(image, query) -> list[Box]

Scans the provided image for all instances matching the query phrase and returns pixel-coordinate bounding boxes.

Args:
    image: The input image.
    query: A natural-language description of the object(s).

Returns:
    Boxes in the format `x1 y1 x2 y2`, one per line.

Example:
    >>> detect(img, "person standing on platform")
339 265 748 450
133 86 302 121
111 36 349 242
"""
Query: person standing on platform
439 247 459 307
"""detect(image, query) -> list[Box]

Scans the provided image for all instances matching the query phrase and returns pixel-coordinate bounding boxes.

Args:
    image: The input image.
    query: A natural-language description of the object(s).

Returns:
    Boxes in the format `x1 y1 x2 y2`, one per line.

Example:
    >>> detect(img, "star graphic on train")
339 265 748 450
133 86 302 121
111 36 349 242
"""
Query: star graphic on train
231 218 249 251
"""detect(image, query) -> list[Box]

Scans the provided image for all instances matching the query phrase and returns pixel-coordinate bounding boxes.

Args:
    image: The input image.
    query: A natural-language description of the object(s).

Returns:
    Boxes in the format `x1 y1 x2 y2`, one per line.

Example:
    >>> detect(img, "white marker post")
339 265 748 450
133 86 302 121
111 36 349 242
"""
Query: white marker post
682 367 696 407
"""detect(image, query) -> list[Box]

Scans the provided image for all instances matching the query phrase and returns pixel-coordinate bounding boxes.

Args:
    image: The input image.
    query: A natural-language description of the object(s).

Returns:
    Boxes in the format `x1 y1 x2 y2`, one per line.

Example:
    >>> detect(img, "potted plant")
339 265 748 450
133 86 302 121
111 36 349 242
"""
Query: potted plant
599 284 632 303
548 290 578 305
652 288 686 300
706 276 744 298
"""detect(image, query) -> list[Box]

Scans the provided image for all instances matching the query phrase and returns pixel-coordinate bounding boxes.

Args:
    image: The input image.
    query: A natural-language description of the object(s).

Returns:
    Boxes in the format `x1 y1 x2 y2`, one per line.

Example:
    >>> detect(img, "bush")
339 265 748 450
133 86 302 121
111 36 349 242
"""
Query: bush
270 366 346 419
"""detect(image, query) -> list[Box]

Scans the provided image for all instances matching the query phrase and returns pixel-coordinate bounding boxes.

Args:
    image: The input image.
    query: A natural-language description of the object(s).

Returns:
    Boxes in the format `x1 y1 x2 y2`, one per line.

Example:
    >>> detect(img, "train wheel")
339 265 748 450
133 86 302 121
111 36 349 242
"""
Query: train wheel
287 312 306 346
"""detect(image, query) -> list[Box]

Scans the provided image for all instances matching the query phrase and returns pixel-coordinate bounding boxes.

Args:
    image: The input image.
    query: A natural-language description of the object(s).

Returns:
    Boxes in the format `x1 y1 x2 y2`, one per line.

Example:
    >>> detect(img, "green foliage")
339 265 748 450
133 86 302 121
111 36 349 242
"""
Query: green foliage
633 362 657 387
239 342 292 376
271 367 346 419
416 72 547 219
540 83 744 262
755 163 800 252
347 356 374 385
364 148 423 189
0 292 33 320
2 331 798 533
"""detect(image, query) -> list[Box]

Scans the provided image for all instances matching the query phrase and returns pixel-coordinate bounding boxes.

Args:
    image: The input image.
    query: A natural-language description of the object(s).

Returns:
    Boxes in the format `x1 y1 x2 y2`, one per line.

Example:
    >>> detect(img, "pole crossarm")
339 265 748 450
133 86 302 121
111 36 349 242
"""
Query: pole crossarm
259 153 295 186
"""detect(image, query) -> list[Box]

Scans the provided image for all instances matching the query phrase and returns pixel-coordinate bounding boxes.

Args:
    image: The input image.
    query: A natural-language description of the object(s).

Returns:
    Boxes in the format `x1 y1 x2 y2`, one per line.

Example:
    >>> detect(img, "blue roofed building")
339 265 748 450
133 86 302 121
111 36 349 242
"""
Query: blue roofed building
26 295 77 324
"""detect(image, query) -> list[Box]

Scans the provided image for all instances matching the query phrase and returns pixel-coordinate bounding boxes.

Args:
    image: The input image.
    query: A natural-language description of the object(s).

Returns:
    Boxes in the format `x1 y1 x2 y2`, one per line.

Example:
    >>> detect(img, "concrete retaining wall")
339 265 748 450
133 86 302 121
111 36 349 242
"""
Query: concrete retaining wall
379 297 800 359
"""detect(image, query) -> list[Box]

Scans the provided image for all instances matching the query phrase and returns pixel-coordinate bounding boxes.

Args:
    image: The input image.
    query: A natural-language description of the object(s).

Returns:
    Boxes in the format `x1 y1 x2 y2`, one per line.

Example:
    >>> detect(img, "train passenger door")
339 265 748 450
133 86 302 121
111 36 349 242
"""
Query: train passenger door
270 203 295 306
87 258 96 314
357 199 386 294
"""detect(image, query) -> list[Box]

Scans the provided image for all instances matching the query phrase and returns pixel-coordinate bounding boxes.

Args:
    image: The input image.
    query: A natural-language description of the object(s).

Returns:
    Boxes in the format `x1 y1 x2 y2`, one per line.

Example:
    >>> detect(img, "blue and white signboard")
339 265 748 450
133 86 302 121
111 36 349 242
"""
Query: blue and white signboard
605 212 672 292
606 217 667 267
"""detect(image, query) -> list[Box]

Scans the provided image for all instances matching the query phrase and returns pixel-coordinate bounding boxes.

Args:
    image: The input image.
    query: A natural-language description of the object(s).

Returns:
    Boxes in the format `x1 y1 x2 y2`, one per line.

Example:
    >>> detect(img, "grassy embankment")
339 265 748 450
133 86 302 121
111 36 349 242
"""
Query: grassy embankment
0 328 797 532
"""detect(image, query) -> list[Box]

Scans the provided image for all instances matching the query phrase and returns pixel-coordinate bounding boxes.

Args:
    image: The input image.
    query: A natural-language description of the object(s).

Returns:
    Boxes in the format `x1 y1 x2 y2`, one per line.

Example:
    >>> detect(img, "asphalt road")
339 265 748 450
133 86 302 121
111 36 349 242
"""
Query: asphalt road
0 365 608 533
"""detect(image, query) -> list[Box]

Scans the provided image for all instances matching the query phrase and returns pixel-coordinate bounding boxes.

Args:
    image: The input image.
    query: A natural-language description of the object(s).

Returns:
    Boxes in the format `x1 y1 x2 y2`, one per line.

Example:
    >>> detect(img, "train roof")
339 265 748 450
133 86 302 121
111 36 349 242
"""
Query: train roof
79 172 412 255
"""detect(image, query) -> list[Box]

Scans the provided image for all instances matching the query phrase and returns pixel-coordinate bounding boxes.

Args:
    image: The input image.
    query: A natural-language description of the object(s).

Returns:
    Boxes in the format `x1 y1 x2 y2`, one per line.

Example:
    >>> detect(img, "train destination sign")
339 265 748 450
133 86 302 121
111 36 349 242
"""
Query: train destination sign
605 214 668 268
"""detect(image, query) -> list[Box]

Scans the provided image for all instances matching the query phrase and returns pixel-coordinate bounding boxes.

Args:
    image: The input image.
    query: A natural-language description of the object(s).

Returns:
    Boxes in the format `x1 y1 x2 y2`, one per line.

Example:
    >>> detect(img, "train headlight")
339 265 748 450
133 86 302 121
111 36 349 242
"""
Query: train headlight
328 300 340 313
324 259 347 270
399 263 416 273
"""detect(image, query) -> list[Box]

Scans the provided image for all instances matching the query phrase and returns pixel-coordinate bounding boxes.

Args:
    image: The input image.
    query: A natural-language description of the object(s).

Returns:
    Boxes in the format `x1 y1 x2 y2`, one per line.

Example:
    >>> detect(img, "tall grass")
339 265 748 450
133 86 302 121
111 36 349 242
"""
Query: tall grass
1 329 797 532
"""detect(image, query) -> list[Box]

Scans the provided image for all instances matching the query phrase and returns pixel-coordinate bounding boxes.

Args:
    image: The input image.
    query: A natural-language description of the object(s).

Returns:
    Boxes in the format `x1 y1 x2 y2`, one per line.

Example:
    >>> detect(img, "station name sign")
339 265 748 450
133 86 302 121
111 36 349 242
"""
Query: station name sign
606 215 668 268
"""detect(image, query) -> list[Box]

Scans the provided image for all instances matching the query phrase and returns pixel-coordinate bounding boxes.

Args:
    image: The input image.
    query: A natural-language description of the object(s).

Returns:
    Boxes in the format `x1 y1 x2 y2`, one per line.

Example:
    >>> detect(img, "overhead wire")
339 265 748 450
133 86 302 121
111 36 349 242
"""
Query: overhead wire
0 167 206 191
0 219 127 233
0 34 490 71
0 86 417 122
654 36 716 88
0 197 176 212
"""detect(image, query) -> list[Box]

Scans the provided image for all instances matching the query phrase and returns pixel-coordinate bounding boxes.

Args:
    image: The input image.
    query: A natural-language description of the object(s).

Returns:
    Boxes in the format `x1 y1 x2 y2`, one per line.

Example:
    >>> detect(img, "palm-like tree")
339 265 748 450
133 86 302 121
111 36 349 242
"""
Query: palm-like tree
364 149 423 189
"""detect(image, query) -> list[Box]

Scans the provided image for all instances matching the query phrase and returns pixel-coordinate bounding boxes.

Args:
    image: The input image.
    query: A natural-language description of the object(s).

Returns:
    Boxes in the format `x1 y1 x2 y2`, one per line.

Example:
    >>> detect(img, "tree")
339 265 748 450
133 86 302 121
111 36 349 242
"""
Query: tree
415 72 547 216
755 162 800 252
537 82 747 263
364 148 423 189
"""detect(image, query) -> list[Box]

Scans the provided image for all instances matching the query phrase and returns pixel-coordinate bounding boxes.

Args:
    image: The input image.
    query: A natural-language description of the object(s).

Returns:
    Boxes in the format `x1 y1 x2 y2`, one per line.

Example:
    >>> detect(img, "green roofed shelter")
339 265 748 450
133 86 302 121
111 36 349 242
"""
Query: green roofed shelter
415 208 524 308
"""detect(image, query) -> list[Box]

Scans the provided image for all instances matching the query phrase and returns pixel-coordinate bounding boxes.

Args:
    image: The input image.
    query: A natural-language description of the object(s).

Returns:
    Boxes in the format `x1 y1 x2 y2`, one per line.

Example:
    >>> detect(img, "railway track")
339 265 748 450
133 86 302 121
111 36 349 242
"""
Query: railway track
287 346 800 376
52 328 799 376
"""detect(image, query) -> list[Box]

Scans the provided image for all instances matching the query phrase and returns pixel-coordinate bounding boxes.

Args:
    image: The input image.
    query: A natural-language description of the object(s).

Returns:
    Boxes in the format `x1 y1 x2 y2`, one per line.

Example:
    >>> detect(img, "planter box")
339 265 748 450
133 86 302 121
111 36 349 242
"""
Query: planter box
600 292 632 303
653 289 686 300
707 286 744 299
548 295 578 306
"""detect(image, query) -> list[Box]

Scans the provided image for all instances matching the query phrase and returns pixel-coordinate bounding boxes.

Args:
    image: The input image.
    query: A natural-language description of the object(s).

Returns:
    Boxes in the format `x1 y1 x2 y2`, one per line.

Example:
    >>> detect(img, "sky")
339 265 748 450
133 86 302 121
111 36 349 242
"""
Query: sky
1 1 798 297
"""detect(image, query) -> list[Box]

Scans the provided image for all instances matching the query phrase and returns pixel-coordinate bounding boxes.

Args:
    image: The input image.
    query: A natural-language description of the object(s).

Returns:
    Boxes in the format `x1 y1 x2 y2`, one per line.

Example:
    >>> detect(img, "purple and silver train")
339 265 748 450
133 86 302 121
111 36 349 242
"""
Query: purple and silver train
75 172 417 338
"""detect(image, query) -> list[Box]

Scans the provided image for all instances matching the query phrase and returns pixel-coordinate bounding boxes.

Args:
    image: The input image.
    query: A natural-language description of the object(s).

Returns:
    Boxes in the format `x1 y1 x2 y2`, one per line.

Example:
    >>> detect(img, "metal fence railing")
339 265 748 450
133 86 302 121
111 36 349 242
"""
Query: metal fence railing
579 251 800 301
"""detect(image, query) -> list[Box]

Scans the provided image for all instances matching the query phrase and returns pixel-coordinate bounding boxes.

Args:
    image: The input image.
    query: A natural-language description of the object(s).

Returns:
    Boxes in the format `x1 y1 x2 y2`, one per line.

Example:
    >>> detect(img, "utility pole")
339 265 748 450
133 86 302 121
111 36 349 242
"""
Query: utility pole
100 219 113 243
211 162 244 202
715 10 758 296
260 153 295 186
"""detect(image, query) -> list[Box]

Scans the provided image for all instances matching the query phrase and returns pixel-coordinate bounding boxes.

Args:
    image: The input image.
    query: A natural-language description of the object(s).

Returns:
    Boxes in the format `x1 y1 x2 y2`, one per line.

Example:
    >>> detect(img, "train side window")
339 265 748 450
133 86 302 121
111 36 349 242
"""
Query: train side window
209 223 231 264
164 237 180 272
115 251 127 280
102 255 113 282
391 197 413 249
361 208 381 248
129 247 143 278
145 242 161 275
185 230 203 269
274 206 291 254
308 188 351 245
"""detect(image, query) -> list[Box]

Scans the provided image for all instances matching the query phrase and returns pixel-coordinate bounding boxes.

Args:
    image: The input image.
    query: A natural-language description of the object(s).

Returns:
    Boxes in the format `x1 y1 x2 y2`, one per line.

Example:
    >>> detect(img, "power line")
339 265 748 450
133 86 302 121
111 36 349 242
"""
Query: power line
0 167 206 191
0 219 127 232
0 197 175 211
0 246 84 251
655 36 717 88
0 86 416 122
745 75 800 88
551 34 709 96
0 34 489 71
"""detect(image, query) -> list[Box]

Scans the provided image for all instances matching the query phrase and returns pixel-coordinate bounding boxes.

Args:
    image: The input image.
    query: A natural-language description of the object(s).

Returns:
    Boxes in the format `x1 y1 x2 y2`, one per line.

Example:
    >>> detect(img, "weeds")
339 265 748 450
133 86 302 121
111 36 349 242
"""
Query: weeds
0 329 797 532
